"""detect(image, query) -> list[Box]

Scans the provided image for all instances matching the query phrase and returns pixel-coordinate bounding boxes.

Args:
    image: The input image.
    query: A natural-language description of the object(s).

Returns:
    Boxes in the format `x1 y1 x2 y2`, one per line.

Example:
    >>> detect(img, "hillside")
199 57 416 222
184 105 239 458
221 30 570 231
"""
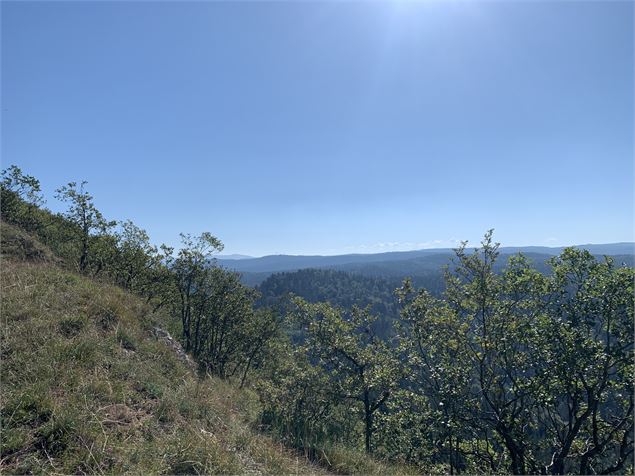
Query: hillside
1 223 416 475
0 223 327 474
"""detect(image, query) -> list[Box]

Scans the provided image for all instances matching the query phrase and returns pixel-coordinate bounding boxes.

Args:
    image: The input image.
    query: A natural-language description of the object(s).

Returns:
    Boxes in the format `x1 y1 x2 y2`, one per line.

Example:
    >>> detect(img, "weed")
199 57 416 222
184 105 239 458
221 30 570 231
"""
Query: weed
116 326 137 351
58 315 86 337
35 414 75 456
2 389 53 428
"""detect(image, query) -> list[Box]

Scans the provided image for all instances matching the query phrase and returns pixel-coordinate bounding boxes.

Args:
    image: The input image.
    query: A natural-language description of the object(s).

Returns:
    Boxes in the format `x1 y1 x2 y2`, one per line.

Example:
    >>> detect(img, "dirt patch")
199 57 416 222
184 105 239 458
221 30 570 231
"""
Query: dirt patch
99 404 135 426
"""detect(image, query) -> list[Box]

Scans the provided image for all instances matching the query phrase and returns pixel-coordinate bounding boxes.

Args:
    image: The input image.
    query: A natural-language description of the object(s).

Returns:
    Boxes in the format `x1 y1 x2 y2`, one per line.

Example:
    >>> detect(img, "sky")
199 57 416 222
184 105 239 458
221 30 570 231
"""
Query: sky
2 1 633 257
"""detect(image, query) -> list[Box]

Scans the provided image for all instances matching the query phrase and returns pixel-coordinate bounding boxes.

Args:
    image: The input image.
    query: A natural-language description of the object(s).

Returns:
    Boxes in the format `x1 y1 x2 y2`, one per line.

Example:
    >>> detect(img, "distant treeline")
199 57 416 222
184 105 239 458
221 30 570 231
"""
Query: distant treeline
231 249 634 289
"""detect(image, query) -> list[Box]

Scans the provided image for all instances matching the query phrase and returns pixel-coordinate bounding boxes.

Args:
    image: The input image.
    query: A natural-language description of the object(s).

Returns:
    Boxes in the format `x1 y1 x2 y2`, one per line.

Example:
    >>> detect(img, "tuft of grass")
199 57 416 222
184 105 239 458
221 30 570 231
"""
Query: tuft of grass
116 326 137 351
1 426 31 458
162 428 242 475
58 315 87 337
35 413 76 457
1 388 53 428
156 395 179 424
317 444 420 475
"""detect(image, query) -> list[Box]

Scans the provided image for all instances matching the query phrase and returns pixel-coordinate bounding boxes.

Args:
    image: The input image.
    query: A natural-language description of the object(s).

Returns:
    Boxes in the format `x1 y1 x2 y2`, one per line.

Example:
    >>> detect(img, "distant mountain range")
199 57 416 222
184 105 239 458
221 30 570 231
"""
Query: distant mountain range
217 242 635 287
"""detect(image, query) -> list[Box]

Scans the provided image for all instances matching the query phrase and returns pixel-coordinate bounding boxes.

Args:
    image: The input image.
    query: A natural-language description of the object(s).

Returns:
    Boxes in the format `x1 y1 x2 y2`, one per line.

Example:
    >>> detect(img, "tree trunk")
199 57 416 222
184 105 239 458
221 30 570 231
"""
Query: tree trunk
364 392 372 453
80 235 89 272
497 423 525 475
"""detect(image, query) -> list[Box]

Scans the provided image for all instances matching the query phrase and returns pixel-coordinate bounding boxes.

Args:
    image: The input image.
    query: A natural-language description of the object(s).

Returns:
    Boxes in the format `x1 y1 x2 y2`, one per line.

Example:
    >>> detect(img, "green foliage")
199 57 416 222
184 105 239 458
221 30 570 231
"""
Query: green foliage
388 231 634 474
538 250 634 475
111 220 162 292
163 232 282 383
1 165 45 233
54 181 117 273
257 341 354 451
292 299 402 453
168 231 224 352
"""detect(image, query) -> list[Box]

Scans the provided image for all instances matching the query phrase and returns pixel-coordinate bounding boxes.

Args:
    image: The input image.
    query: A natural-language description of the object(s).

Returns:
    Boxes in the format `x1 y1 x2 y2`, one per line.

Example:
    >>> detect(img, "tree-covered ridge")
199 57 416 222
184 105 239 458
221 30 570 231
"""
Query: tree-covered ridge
256 268 402 337
257 268 400 310
1 165 633 475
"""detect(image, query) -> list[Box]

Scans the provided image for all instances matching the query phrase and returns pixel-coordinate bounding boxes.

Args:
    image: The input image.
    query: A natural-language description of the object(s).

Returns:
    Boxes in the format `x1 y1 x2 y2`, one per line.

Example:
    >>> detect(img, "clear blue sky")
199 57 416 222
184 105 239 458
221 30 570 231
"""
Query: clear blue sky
2 1 633 256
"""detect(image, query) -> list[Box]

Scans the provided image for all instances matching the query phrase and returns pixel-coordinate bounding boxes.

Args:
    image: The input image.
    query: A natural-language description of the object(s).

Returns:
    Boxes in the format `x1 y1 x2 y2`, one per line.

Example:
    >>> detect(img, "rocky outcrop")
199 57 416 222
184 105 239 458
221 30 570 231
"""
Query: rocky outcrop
152 326 197 372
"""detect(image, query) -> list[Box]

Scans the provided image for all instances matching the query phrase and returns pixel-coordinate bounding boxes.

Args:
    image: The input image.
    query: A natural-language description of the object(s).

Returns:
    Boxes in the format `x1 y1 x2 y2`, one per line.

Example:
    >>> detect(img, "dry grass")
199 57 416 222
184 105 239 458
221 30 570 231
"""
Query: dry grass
0 258 329 475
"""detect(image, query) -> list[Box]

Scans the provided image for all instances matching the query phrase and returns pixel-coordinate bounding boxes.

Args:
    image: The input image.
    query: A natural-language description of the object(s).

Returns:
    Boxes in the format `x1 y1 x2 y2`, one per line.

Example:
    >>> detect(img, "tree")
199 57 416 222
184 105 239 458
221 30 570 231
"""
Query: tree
1 165 45 231
190 266 255 377
540 250 634 475
168 232 223 352
256 341 353 452
111 220 164 294
293 298 400 453
55 181 115 272
395 280 477 474
393 232 634 475
442 231 550 474
236 308 284 388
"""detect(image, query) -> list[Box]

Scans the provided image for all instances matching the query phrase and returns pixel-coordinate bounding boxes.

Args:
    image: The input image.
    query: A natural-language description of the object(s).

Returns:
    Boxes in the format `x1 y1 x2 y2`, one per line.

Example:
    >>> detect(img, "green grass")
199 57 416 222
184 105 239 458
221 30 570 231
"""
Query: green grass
316 444 420 476
0 255 328 474
0 223 418 475
0 221 58 264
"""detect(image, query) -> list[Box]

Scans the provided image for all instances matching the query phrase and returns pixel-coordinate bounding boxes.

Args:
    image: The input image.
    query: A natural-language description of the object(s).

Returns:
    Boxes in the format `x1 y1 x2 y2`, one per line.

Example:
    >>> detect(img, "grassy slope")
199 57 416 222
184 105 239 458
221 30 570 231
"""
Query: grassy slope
0 224 326 474
0 222 416 475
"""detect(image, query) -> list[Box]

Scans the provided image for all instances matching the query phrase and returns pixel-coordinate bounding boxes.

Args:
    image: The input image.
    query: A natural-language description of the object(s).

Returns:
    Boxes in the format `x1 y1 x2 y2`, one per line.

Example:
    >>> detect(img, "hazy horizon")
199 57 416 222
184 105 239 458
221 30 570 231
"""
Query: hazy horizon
217 239 635 260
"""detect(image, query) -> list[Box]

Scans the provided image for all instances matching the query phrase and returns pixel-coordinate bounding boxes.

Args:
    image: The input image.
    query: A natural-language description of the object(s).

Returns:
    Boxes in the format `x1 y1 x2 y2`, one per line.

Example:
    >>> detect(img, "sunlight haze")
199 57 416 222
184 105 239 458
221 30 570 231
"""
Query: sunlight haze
2 1 633 255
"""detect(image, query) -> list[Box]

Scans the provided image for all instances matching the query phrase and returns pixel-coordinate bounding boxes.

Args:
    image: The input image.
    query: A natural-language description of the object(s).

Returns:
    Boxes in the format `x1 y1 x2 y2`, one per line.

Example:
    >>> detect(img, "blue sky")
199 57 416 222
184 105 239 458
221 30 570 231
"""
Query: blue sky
2 1 633 256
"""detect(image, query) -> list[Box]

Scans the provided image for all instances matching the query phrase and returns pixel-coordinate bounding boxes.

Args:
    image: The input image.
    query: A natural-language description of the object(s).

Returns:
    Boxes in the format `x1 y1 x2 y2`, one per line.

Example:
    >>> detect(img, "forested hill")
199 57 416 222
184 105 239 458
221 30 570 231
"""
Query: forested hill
254 253 635 340
222 246 635 287
256 269 403 336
